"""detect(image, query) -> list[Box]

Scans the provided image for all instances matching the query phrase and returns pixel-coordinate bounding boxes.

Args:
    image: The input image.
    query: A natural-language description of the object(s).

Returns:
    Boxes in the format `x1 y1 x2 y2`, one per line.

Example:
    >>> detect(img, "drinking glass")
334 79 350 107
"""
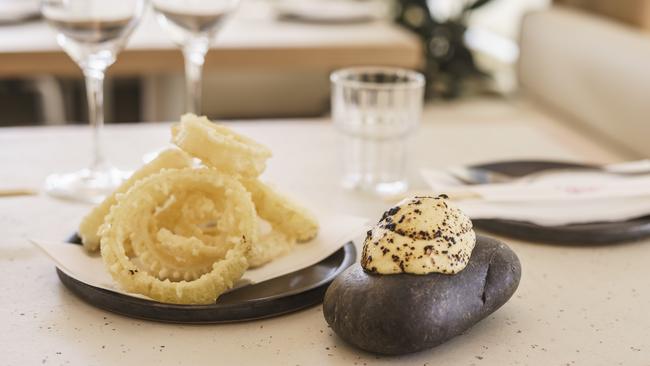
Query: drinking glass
41 0 147 203
152 0 239 114
331 67 425 196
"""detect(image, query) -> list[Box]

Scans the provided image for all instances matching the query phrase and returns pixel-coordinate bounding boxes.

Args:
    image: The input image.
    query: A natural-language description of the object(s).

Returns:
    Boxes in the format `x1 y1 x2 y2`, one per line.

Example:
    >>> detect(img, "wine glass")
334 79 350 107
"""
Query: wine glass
152 0 239 114
41 0 147 203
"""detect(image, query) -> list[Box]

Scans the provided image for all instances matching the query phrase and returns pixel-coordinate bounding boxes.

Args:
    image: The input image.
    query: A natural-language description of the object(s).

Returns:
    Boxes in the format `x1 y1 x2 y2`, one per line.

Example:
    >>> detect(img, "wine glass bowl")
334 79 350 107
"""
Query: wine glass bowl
153 0 237 42
152 0 239 114
41 0 147 203
42 1 144 72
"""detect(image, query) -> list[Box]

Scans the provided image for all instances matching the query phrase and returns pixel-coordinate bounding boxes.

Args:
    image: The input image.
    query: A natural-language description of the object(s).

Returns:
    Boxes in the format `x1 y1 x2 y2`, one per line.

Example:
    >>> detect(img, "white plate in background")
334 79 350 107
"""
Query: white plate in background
0 0 40 24
274 0 387 24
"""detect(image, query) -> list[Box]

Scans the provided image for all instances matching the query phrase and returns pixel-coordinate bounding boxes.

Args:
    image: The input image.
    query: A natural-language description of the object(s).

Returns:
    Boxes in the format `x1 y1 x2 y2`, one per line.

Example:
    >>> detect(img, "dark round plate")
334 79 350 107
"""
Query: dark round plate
469 160 650 245
58 235 356 323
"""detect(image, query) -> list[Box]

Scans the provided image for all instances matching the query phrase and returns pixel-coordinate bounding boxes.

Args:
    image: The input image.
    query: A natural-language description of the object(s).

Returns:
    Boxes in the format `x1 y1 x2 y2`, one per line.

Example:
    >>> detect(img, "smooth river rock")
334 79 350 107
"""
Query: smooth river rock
323 235 521 355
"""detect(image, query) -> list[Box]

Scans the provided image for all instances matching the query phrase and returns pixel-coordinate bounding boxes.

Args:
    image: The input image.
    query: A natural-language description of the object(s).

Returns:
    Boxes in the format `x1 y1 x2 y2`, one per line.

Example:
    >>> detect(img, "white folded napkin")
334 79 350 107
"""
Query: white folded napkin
421 168 650 226
31 212 368 301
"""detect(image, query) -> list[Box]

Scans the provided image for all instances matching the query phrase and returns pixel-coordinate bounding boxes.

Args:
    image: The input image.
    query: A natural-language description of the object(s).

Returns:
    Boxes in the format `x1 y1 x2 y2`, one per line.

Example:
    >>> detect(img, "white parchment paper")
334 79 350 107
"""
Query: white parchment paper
31 212 368 301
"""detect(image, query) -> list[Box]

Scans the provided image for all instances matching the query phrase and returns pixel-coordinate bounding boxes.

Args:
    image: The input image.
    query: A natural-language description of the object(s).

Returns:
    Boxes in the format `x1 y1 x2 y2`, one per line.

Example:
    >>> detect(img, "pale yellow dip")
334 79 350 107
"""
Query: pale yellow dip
361 195 476 275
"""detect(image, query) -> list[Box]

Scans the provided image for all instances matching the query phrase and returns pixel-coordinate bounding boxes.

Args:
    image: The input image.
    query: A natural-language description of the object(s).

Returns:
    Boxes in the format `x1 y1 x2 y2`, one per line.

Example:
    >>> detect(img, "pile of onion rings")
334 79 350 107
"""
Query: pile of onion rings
79 114 318 304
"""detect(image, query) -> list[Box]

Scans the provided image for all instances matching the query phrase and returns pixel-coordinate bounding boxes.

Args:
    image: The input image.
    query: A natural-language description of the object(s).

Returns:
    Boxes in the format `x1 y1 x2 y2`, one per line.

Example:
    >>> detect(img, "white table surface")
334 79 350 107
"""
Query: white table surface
1 99 649 365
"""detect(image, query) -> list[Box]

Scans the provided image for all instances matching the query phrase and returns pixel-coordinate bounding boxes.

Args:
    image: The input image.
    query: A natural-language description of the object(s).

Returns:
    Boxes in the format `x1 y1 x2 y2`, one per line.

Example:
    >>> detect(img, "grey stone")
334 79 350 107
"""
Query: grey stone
323 235 521 355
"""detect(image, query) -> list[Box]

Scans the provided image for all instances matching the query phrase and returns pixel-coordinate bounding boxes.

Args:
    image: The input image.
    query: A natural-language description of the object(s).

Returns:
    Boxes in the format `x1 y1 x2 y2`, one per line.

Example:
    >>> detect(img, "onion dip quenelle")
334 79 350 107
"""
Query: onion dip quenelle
330 67 425 196
361 195 476 275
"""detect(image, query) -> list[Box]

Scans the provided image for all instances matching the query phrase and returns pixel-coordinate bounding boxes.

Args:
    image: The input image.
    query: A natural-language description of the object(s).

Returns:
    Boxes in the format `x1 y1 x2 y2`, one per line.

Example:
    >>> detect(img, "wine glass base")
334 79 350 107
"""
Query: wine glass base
45 167 129 204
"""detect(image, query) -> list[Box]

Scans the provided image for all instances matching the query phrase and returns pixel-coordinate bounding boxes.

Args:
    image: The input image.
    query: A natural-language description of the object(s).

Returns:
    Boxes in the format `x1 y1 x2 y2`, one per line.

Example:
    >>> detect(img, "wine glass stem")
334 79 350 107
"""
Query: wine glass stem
83 68 107 173
182 46 206 114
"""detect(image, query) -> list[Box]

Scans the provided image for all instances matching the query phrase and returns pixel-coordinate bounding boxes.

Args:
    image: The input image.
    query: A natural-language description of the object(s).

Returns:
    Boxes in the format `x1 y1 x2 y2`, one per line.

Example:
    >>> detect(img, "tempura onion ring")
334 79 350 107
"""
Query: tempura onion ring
99 168 256 304
247 218 296 268
171 114 272 177
243 178 319 243
78 149 192 252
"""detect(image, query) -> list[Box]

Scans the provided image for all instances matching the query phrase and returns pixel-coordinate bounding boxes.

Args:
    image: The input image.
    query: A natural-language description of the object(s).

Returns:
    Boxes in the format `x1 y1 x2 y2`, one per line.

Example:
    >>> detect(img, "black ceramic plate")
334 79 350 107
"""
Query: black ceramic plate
469 160 650 245
58 235 356 323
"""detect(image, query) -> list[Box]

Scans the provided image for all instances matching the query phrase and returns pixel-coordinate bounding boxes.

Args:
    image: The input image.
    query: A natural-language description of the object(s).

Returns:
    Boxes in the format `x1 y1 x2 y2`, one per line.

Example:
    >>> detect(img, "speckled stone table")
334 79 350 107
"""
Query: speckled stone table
2 100 648 365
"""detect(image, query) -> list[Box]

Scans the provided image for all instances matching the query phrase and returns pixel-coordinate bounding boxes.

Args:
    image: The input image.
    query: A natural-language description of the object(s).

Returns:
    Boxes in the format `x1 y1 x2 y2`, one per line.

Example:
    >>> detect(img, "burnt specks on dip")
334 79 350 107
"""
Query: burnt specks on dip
361 195 476 275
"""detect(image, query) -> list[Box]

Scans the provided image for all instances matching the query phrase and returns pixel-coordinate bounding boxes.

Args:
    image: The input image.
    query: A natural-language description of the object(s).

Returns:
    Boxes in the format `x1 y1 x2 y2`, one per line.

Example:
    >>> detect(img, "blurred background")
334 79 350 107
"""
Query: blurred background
1 0 649 158
0 0 546 124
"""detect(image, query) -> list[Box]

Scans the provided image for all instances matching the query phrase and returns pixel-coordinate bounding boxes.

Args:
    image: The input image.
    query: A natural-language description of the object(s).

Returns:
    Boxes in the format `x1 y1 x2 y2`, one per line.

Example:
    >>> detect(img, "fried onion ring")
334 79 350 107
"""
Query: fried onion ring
247 218 296 268
243 178 319 243
171 114 272 177
78 149 192 252
99 168 256 304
